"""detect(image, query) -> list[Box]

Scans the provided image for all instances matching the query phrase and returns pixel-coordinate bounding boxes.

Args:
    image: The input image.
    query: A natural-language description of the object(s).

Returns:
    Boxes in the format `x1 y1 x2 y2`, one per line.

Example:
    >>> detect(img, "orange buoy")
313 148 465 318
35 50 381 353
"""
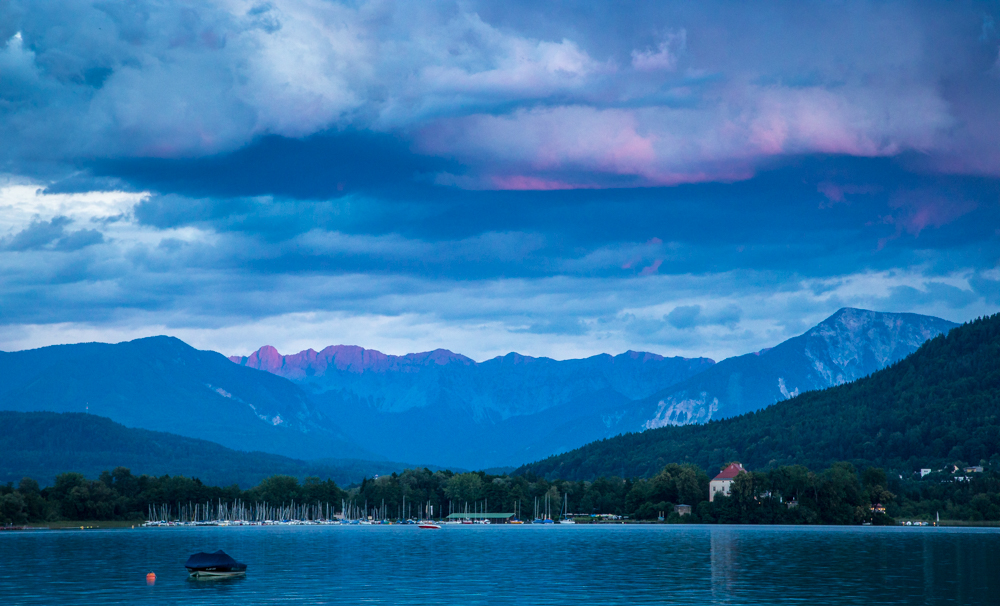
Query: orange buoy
146 572 156 585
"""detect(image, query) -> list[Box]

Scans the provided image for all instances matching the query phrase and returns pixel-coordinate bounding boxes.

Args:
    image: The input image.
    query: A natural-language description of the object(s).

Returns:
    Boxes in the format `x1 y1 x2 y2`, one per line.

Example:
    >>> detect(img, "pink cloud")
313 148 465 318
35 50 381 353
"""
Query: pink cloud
639 259 663 276
817 182 881 206
631 31 686 72
416 79 953 191
491 175 588 190
877 190 977 248
890 193 977 236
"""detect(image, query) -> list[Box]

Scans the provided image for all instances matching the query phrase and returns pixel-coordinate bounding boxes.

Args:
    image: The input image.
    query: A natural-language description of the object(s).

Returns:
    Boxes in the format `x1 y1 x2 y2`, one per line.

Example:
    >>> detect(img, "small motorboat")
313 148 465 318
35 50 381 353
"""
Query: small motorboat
184 550 247 578
418 523 441 529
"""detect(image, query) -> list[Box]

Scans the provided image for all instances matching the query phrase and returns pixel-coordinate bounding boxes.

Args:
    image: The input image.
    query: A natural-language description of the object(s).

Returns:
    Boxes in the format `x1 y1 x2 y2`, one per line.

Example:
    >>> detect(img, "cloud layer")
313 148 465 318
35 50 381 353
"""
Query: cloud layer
3 1 999 186
0 1 998 359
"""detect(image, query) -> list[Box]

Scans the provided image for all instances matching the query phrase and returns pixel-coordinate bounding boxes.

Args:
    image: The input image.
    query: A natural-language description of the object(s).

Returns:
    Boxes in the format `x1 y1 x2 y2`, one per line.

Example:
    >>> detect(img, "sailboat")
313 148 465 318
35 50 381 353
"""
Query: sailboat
418 500 440 528
510 500 524 524
559 493 575 524
532 496 544 524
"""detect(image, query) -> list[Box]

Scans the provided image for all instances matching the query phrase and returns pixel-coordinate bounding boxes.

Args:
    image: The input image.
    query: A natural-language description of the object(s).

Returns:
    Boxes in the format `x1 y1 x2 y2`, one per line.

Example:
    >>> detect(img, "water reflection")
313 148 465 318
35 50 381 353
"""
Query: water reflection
185 575 247 586
709 528 736 602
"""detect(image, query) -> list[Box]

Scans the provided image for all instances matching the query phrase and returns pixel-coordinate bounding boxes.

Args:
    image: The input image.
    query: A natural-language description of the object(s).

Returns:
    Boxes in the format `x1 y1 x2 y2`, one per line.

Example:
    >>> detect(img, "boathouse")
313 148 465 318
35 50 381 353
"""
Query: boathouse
445 513 516 523
709 462 746 502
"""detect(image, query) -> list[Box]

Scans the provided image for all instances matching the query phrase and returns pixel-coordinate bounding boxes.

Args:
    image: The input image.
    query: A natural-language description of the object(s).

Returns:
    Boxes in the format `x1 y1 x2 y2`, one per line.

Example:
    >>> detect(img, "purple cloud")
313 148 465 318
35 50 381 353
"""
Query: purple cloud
1 1 996 189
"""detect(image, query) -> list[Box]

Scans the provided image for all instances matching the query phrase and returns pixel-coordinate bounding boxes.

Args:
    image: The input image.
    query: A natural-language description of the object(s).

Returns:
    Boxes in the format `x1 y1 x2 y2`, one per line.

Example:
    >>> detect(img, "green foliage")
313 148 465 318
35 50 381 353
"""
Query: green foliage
518 313 1000 480
4 462 1000 525
444 473 485 503
0 467 347 525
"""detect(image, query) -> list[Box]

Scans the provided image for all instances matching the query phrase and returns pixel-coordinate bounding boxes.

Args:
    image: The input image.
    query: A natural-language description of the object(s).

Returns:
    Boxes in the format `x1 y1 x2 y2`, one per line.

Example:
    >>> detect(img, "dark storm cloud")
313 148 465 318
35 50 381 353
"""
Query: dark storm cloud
92 130 457 201
116 155 1000 284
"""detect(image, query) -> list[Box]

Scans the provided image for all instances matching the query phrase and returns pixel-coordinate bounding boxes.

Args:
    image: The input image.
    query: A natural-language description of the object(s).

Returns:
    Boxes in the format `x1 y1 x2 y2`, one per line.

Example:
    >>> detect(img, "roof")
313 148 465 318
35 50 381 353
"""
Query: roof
445 513 515 519
712 462 746 481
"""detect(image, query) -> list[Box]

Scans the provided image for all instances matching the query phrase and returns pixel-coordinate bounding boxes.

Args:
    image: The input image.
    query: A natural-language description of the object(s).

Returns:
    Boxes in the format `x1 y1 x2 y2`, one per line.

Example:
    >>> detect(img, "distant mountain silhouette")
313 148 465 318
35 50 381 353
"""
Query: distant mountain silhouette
0 336 371 461
233 308 955 468
231 347 714 468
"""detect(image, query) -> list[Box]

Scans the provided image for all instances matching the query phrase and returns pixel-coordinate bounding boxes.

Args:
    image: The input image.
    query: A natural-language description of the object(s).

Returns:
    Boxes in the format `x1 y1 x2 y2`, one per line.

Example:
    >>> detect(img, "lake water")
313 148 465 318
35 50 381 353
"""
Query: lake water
1 525 998 605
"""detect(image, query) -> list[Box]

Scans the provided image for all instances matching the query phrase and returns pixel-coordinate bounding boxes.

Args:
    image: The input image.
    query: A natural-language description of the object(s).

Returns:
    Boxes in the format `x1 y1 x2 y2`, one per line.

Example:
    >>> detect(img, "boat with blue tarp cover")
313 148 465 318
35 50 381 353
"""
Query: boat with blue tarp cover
184 550 247 578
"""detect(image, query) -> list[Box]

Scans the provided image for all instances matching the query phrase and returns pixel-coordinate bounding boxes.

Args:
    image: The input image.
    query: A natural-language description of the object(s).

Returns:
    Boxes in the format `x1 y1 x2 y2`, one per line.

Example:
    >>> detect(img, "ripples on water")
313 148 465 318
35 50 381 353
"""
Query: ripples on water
1 525 998 605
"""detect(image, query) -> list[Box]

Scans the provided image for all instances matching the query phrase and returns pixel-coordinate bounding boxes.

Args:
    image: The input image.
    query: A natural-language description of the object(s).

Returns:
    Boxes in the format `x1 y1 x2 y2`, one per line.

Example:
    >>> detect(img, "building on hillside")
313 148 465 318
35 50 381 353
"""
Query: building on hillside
674 504 692 516
709 462 746 502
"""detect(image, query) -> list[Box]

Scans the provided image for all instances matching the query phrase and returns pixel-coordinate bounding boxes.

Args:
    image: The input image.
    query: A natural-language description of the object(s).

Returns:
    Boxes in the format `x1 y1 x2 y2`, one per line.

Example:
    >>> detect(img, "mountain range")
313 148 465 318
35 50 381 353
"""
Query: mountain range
0 307 959 478
231 308 955 467
230 347 713 468
517 312 999 481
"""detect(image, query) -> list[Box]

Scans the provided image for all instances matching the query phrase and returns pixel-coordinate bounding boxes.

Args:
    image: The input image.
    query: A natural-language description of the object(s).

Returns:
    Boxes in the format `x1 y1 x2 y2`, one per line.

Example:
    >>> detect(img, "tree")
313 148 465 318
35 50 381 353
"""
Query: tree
444 473 484 504
1 492 27 525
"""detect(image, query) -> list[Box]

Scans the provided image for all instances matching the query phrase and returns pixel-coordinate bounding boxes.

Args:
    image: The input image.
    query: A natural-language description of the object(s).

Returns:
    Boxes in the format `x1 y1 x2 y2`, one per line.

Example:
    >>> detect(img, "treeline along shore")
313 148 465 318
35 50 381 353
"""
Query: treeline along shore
4 462 1000 526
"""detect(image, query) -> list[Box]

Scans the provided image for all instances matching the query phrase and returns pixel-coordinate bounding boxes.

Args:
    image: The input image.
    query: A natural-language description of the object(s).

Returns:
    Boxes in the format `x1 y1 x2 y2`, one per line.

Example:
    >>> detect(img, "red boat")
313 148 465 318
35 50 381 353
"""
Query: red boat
418 523 441 529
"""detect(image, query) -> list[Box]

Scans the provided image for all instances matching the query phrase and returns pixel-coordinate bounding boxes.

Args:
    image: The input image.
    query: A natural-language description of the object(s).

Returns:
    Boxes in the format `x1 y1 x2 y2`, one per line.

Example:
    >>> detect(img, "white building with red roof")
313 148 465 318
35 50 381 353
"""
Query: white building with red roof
709 462 746 502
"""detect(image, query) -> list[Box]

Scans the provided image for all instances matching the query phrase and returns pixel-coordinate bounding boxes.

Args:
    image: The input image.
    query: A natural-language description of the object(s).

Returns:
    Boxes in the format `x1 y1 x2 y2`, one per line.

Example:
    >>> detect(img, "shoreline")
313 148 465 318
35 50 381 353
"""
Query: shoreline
6 520 1000 530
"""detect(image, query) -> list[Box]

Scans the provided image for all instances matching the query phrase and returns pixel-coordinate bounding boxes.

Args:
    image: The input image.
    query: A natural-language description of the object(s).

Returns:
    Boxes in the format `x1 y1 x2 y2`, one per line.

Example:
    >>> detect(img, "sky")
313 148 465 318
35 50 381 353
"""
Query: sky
1 0 999 362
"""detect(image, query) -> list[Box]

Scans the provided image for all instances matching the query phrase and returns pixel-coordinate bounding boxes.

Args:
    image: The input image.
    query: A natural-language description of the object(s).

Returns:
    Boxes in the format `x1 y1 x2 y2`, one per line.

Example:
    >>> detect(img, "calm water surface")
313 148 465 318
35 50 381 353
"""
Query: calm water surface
1 525 998 605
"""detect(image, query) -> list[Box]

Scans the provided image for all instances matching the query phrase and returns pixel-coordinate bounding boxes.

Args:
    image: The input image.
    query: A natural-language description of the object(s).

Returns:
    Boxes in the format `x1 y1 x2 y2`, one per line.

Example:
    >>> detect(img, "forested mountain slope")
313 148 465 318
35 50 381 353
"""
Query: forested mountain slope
0 411 428 487
518 313 1000 481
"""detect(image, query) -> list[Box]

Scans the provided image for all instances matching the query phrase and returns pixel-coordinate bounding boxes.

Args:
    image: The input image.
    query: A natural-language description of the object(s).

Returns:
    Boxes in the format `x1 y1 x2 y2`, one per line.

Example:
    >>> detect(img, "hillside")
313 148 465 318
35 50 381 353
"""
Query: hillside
0 411 434 488
517 313 1000 481
0 337 370 461
638 308 957 429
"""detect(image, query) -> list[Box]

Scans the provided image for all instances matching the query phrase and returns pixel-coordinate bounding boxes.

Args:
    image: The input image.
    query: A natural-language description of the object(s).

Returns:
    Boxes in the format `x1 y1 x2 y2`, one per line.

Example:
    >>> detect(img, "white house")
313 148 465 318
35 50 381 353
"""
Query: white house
709 462 746 502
